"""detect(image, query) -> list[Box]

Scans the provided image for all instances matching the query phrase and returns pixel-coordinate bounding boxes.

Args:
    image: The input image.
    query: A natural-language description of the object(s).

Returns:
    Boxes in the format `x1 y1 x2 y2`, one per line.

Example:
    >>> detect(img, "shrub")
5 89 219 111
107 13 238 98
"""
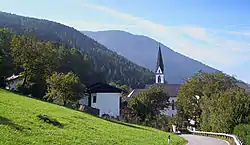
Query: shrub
233 124 250 145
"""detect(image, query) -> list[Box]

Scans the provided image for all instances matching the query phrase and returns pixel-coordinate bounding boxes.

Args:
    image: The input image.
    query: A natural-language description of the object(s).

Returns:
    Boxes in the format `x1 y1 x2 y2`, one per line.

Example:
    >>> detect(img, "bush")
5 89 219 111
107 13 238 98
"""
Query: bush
233 124 250 145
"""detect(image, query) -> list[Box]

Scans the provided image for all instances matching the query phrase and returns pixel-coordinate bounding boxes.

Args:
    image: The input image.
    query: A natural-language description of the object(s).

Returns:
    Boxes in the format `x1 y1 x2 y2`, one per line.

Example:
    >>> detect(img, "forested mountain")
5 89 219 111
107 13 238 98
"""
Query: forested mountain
0 12 154 88
83 30 218 84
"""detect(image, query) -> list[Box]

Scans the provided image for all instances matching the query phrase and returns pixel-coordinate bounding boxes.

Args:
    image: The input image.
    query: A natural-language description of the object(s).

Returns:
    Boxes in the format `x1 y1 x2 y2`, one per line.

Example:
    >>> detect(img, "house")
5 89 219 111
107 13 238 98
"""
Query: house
126 45 181 117
79 83 122 117
5 74 23 91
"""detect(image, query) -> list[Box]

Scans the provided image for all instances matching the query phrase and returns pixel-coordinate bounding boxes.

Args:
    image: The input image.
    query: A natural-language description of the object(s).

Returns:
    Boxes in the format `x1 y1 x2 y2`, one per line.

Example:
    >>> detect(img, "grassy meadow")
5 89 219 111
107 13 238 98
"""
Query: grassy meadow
0 89 187 145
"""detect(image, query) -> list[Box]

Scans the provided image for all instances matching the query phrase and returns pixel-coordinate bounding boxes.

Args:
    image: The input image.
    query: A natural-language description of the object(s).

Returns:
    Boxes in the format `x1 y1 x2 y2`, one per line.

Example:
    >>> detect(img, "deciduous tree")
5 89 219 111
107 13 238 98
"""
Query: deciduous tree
0 28 13 86
46 72 85 106
128 84 170 123
177 71 250 132
200 87 250 133
10 35 57 97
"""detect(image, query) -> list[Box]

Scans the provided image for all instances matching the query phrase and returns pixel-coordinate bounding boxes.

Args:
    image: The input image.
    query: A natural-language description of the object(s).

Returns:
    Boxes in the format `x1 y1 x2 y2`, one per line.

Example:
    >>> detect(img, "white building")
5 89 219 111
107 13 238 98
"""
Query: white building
127 84 180 117
79 83 122 117
126 44 181 117
5 74 23 91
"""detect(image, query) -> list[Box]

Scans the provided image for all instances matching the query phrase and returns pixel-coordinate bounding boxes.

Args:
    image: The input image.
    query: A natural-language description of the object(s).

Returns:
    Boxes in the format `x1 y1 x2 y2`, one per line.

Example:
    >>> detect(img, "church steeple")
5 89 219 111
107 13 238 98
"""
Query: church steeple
155 44 165 84
156 44 164 73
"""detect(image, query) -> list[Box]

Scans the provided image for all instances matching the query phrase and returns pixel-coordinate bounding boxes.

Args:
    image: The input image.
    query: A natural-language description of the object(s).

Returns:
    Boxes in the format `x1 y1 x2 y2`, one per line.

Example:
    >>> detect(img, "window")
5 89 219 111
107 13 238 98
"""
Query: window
172 100 175 110
93 96 96 103
158 75 161 83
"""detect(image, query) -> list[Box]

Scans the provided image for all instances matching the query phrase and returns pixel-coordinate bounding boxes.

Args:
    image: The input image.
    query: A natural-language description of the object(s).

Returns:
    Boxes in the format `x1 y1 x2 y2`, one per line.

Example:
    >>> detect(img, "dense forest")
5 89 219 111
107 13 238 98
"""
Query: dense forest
0 11 154 88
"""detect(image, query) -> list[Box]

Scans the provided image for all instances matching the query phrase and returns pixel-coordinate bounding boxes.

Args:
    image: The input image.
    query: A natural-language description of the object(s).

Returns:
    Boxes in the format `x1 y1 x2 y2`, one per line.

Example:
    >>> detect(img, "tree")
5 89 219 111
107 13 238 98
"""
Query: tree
128 84 170 124
109 82 118 87
119 84 132 102
234 124 250 145
46 72 85 106
56 47 91 84
10 35 38 87
10 35 57 97
200 87 250 133
177 71 250 132
0 28 14 87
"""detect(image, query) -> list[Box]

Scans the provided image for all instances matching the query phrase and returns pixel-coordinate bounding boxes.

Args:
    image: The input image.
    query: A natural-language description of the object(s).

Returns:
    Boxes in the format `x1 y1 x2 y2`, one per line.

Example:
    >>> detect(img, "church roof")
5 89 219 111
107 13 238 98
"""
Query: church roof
147 84 180 97
156 45 164 73
162 84 181 96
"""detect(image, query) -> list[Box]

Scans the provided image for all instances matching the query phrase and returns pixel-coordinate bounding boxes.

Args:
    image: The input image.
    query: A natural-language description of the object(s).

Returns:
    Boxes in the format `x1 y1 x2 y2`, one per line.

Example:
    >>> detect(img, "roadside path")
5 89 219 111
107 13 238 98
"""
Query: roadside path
180 134 229 145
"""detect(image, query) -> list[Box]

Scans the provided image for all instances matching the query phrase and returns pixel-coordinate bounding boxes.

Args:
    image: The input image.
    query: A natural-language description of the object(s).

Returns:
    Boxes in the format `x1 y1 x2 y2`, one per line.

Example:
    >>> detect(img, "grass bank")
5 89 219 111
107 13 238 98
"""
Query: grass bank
0 89 186 145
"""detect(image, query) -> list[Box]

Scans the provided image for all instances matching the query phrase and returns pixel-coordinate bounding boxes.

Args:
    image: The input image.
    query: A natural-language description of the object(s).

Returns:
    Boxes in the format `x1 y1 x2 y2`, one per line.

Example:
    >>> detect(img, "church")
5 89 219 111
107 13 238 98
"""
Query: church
126 44 181 117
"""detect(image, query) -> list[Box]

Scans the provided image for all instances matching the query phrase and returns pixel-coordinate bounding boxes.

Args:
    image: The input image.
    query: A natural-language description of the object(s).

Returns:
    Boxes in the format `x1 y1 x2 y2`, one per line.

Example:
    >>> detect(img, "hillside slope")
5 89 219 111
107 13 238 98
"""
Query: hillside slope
0 89 186 145
83 30 218 84
0 12 154 88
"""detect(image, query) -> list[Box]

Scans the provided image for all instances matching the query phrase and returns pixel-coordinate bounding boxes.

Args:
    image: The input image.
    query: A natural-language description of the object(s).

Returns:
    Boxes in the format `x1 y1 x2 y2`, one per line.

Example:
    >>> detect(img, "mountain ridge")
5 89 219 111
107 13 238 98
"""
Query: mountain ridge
82 30 218 84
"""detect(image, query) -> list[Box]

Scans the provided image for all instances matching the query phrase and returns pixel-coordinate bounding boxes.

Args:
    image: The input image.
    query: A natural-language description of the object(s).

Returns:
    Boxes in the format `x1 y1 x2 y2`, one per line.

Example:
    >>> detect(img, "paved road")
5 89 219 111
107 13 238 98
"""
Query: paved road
180 134 229 145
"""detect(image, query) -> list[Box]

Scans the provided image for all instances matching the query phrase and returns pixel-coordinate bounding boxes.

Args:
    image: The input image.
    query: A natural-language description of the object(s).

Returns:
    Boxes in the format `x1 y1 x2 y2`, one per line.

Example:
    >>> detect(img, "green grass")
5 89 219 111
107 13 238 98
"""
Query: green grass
0 89 187 145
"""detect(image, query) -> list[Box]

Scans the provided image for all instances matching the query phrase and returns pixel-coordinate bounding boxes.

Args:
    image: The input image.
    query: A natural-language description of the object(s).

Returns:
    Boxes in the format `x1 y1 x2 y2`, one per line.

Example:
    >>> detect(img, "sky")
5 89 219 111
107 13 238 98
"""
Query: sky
1 0 250 83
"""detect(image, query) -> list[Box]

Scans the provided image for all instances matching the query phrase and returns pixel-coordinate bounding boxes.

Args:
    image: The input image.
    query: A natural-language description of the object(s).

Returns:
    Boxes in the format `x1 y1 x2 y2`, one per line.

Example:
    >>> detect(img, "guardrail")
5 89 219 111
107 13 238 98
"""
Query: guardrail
187 128 243 145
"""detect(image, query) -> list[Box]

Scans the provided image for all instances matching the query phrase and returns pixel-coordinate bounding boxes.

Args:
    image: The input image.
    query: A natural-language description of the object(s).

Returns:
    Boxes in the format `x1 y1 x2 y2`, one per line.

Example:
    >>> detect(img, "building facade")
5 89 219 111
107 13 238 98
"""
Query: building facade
127 44 180 117
5 74 23 91
79 83 122 117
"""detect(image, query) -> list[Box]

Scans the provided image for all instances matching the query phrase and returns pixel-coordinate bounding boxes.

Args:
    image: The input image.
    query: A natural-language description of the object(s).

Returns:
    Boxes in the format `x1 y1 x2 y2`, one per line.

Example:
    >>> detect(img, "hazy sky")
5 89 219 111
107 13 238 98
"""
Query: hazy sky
1 0 250 83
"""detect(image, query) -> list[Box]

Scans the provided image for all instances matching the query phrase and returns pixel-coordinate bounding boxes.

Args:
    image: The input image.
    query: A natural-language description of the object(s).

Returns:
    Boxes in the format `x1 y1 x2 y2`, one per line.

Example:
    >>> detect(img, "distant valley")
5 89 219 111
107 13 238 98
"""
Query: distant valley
83 30 218 84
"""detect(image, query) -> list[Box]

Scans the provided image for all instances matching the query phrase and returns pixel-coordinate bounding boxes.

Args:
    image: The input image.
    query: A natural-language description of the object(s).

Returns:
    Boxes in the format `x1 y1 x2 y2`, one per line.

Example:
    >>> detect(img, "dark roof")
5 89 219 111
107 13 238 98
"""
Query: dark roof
162 84 181 96
127 84 181 101
145 84 181 96
156 45 164 73
88 83 122 93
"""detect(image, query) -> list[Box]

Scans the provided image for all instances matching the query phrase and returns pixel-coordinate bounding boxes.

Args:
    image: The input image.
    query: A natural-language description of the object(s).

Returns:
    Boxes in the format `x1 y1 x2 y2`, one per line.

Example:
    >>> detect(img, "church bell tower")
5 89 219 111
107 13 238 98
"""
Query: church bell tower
155 44 164 84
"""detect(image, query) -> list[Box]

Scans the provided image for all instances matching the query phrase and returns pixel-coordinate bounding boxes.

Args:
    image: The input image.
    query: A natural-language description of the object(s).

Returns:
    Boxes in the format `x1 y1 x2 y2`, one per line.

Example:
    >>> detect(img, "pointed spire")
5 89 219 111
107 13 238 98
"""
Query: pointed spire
156 43 164 73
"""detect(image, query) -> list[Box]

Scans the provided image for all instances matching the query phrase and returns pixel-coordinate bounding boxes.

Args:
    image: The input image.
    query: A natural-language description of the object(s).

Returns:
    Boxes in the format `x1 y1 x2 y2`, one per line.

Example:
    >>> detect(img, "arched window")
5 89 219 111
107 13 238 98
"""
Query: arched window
158 75 161 83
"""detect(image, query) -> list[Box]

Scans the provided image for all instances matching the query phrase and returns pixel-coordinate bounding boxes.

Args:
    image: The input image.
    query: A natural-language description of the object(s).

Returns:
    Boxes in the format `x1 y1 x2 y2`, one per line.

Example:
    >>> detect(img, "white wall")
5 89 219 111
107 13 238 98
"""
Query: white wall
155 74 164 84
78 95 89 106
91 93 97 108
91 93 120 117
160 97 177 117
5 79 23 90
167 97 178 117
